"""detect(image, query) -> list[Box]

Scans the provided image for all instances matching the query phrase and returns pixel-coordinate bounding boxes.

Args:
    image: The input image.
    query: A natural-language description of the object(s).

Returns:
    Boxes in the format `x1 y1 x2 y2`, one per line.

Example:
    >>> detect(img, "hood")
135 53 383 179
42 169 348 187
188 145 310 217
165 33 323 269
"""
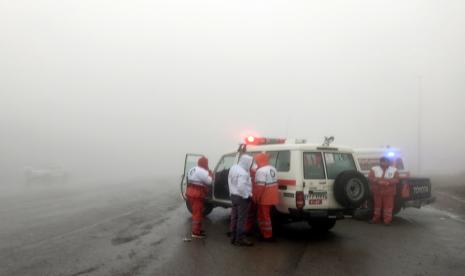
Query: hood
198 156 209 170
254 153 269 168
238 154 253 171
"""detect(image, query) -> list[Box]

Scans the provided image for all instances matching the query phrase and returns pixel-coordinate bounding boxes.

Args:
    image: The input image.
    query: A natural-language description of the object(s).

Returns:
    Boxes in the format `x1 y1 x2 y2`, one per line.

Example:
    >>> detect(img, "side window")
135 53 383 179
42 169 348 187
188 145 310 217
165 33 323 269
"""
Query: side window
267 152 279 168
184 155 202 175
214 153 237 199
247 151 291 172
264 151 291 172
303 152 325 179
216 154 236 172
275 151 291 172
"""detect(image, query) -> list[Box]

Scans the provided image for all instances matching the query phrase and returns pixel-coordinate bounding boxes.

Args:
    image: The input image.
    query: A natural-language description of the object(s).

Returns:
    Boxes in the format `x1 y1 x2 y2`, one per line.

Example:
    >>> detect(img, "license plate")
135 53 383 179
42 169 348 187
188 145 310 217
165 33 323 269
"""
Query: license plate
309 199 323 205
412 185 429 195
308 191 327 205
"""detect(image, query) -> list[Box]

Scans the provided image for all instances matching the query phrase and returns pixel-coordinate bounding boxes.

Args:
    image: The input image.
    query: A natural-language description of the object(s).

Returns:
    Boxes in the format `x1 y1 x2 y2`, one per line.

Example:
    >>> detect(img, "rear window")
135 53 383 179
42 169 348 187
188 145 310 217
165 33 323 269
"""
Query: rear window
303 152 325 179
324 152 356 179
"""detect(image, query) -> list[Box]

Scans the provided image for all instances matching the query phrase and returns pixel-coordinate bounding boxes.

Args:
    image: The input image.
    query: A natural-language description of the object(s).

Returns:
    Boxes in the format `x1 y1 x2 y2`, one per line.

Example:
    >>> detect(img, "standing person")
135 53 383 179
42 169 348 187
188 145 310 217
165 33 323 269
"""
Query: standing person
369 157 400 225
229 162 257 237
186 156 212 239
228 154 254 246
253 153 279 241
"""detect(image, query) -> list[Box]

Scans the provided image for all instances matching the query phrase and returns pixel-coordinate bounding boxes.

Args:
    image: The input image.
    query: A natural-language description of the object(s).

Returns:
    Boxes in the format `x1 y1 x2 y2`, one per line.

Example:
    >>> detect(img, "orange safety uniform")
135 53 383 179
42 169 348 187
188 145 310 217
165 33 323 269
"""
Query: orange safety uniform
253 153 279 239
186 157 212 235
369 165 400 224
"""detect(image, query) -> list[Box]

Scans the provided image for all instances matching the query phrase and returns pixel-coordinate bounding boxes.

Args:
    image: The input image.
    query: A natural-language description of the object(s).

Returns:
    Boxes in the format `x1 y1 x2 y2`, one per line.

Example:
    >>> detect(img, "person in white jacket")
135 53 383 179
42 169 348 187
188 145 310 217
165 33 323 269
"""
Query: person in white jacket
228 154 254 246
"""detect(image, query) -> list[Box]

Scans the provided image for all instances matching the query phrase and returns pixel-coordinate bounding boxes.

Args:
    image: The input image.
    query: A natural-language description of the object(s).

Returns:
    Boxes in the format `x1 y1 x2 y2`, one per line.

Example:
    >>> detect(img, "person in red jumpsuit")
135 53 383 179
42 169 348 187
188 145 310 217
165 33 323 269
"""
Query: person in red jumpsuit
186 157 212 238
369 157 400 225
253 153 279 241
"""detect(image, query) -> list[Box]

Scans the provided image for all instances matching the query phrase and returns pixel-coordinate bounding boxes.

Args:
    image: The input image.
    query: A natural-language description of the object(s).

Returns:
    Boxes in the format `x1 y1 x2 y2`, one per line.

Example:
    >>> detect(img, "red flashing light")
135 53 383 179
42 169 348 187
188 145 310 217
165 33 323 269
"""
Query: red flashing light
244 136 286 145
247 136 255 143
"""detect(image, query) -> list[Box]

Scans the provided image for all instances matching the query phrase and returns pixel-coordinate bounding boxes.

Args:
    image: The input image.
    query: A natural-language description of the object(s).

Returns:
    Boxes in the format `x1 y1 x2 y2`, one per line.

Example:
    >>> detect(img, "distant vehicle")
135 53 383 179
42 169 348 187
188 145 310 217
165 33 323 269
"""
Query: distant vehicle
181 136 370 232
24 166 69 185
354 147 435 219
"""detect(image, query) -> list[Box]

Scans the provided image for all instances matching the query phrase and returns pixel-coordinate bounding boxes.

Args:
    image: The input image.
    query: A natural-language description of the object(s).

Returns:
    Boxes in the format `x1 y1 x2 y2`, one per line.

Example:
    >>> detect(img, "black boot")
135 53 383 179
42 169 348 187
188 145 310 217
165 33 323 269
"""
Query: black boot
235 237 254 246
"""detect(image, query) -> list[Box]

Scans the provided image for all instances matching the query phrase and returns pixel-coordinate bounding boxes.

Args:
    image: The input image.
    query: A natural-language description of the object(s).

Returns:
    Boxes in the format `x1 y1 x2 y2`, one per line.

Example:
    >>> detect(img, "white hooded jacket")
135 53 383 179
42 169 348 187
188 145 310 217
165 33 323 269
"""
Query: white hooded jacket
228 154 253 199
187 166 212 187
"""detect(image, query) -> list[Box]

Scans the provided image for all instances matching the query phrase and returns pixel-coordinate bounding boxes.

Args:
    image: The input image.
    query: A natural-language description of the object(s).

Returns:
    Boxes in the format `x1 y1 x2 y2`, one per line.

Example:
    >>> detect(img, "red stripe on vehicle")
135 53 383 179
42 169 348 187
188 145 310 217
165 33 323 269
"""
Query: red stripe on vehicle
278 179 296 186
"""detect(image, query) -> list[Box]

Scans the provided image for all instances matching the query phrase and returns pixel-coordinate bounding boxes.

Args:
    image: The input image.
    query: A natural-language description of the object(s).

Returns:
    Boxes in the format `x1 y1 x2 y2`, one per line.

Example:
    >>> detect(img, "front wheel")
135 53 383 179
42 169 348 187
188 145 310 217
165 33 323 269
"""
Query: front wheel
185 200 214 216
308 218 336 232
354 197 402 221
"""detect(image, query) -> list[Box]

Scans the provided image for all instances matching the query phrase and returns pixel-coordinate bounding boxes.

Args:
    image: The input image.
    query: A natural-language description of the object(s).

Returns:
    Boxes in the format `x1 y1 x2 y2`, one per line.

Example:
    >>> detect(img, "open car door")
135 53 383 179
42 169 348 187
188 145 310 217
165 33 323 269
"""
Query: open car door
180 153 204 200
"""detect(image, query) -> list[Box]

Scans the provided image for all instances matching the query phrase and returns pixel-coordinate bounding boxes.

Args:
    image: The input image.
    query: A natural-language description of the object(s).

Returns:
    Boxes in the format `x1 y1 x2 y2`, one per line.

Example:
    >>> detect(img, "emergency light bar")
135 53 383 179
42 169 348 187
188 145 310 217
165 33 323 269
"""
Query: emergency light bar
387 151 396 158
245 136 286 146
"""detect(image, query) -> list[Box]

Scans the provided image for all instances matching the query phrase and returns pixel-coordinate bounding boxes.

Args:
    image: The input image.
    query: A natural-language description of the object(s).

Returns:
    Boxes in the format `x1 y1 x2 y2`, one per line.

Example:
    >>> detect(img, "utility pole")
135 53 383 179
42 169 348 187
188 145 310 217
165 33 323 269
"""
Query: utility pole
417 75 423 175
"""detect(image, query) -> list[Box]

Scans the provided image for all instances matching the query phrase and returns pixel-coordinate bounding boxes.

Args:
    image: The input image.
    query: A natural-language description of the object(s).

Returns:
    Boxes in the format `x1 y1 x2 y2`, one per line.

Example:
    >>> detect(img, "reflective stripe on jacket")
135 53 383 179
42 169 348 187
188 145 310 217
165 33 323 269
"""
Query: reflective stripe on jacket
254 165 279 205
369 166 399 196
186 166 212 199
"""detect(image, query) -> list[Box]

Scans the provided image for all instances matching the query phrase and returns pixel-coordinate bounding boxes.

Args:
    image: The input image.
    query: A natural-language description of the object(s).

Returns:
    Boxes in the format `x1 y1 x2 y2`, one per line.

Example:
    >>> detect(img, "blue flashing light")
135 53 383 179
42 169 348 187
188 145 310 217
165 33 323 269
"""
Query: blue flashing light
387 151 396 158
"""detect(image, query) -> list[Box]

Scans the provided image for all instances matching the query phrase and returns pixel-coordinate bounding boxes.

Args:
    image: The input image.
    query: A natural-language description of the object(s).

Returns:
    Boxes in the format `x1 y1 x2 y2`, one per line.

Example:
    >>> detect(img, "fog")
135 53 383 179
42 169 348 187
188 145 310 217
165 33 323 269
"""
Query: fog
1 0 465 186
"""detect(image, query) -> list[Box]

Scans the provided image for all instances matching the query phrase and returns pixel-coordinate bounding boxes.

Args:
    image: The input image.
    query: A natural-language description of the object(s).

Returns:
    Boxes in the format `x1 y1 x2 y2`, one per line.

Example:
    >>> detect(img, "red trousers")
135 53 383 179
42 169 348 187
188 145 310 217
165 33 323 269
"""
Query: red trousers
372 193 394 224
188 196 204 235
245 201 256 234
257 204 273 238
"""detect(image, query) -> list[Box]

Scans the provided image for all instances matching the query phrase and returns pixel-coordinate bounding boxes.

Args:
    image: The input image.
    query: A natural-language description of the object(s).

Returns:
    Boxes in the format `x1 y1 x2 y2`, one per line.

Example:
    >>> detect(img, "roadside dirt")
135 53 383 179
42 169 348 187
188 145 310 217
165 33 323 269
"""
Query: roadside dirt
432 179 465 217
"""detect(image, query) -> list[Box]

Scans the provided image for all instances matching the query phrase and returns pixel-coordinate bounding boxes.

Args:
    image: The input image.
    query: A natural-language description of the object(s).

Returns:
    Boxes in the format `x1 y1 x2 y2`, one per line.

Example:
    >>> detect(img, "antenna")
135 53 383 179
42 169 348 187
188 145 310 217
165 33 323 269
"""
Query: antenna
322 136 335 147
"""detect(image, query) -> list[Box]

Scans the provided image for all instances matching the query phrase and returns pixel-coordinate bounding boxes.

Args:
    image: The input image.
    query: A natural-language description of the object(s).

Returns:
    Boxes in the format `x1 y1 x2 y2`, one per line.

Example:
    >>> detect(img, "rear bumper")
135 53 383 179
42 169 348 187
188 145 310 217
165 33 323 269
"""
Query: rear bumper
288 208 353 220
404 196 436 208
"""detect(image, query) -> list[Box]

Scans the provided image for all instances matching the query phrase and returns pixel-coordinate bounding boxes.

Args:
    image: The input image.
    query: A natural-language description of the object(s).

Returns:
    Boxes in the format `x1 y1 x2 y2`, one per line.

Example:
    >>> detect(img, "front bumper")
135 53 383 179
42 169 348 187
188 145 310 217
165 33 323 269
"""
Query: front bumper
404 196 436 208
288 208 353 220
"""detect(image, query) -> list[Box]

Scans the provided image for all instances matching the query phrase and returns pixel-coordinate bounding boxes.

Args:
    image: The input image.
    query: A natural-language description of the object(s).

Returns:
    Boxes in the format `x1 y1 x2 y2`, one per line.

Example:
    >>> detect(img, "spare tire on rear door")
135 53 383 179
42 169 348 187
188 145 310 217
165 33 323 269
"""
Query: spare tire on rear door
334 170 369 208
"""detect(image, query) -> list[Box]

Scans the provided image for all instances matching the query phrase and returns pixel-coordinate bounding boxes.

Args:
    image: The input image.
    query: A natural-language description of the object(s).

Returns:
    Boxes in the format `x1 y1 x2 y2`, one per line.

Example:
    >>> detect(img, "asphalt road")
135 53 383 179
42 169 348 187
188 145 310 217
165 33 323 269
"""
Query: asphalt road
1 180 464 276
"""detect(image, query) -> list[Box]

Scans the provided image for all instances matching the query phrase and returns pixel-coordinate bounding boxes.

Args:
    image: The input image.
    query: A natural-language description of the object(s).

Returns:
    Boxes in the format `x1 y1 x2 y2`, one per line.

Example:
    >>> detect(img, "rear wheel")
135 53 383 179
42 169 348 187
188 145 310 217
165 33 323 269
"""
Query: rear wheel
308 219 336 232
270 207 290 226
185 200 214 216
334 171 369 208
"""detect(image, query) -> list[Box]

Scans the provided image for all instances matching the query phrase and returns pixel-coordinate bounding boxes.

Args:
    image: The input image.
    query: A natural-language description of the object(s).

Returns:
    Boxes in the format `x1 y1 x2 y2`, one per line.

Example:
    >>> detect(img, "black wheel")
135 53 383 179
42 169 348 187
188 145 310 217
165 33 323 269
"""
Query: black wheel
355 196 402 219
270 206 289 226
353 209 371 220
185 200 214 216
334 171 369 208
308 219 336 232
353 199 374 221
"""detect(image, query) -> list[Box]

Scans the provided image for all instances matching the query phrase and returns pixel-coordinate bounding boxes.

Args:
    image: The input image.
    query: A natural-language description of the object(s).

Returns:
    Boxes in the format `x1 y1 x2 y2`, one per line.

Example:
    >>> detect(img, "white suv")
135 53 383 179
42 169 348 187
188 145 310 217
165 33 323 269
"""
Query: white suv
181 137 369 231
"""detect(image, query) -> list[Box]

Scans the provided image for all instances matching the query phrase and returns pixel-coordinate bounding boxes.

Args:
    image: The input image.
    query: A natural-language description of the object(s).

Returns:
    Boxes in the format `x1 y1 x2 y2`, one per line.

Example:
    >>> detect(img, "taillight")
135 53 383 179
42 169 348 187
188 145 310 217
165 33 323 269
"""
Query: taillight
296 191 305 209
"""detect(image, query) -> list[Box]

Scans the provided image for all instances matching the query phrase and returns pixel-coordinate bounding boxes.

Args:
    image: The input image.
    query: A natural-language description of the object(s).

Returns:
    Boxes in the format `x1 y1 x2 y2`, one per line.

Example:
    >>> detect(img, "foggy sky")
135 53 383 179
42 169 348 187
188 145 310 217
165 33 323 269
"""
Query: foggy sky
1 0 465 183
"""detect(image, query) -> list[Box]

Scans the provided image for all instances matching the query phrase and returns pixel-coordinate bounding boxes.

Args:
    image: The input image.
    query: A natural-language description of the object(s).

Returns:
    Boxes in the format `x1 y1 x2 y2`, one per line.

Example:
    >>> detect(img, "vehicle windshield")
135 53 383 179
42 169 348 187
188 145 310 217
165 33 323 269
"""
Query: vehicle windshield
324 152 357 179
358 158 405 171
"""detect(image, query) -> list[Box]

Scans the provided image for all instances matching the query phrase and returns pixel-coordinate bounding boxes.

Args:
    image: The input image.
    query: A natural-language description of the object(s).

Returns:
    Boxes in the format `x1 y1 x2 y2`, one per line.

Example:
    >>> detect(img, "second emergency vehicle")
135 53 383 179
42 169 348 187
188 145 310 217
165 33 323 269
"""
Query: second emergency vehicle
355 147 435 218
181 137 370 231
